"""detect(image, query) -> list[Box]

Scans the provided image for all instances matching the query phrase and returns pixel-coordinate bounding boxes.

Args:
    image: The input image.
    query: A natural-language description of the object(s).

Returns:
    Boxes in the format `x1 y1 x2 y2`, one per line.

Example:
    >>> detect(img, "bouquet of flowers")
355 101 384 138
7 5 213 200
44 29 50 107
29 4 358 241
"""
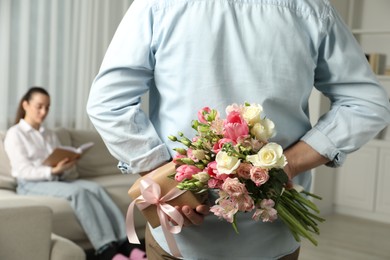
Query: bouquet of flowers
168 103 325 246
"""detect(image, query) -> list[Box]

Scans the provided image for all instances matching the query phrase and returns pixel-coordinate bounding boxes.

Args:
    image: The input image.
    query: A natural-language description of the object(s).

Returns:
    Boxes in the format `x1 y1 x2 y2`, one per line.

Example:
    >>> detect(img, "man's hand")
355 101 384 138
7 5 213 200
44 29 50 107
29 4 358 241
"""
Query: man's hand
283 141 330 179
175 204 210 227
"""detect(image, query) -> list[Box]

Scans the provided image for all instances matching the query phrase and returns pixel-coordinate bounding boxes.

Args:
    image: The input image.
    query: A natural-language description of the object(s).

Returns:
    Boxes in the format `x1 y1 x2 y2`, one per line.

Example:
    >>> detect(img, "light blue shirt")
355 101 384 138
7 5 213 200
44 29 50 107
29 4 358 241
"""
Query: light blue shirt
87 0 390 259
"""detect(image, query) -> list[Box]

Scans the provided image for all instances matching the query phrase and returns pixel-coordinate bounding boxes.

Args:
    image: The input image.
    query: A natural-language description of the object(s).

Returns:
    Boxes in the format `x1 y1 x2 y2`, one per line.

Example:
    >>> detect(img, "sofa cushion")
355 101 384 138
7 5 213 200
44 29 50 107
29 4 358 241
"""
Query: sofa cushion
54 128 79 180
54 128 72 146
0 131 16 190
68 129 119 178
0 131 11 176
0 176 16 190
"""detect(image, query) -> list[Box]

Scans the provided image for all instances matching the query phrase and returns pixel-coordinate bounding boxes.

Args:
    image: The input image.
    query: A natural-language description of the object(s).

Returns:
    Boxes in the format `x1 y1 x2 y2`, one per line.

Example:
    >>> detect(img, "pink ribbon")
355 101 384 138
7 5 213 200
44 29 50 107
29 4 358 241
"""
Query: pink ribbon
126 177 186 258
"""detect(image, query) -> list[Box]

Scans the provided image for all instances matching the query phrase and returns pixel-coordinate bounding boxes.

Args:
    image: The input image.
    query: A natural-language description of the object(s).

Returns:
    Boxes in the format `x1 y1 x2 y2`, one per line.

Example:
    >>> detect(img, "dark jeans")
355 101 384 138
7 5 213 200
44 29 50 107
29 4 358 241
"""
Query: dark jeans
145 226 300 260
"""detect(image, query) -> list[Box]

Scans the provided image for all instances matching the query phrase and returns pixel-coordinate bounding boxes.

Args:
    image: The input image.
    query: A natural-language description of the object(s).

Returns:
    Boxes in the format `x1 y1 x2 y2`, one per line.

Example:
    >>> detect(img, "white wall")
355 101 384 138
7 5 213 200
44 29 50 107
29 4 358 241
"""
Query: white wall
0 0 133 130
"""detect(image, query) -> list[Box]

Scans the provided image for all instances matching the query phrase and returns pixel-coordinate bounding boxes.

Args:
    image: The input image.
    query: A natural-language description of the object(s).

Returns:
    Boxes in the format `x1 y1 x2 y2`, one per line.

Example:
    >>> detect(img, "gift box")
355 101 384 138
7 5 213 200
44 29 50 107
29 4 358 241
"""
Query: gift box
128 162 204 228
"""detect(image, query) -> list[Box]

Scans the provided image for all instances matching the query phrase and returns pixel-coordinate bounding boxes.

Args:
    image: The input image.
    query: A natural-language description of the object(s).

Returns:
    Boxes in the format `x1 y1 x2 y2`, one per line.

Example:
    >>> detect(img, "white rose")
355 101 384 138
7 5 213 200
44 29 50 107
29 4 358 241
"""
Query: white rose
242 104 263 126
246 142 287 169
250 118 275 142
216 151 241 174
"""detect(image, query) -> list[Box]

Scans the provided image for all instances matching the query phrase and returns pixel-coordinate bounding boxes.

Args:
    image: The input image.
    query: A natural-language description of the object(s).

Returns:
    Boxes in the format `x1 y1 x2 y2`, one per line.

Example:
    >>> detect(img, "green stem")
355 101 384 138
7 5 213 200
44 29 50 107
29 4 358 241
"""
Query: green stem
232 214 239 234
279 199 319 234
302 190 323 200
286 190 320 213
277 203 319 246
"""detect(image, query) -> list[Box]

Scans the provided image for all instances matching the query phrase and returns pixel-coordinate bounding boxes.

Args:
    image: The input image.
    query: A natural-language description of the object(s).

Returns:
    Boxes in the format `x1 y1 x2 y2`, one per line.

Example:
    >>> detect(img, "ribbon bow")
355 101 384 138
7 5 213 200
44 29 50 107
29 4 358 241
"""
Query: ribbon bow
126 177 186 258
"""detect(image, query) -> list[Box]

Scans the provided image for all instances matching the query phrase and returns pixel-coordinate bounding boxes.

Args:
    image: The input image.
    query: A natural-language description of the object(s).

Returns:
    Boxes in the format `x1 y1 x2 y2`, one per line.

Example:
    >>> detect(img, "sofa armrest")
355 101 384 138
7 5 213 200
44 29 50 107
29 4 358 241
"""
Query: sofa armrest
50 234 86 260
0 199 53 260
0 189 17 197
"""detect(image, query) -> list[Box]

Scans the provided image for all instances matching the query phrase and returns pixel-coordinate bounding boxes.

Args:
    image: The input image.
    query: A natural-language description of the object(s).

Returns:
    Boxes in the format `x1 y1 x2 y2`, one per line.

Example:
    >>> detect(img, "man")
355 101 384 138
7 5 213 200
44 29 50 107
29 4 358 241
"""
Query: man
87 0 390 259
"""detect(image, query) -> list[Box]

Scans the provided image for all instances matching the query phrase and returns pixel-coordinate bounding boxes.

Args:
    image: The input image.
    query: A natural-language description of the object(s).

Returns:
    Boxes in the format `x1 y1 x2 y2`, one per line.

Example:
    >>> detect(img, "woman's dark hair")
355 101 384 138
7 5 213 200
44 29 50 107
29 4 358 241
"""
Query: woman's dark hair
15 87 50 125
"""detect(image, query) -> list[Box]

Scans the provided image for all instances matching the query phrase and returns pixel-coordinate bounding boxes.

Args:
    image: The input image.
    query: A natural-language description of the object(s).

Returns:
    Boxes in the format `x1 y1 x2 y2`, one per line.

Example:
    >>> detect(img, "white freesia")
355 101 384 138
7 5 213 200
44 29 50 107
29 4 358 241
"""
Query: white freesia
216 151 241 174
242 104 263 126
246 142 287 169
250 118 276 142
192 172 210 183
192 149 206 160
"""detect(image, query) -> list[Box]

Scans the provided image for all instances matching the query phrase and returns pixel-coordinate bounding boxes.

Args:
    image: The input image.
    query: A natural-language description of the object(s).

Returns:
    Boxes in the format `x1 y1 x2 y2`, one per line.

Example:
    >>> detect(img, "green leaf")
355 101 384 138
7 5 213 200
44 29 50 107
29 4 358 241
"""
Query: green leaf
269 168 289 184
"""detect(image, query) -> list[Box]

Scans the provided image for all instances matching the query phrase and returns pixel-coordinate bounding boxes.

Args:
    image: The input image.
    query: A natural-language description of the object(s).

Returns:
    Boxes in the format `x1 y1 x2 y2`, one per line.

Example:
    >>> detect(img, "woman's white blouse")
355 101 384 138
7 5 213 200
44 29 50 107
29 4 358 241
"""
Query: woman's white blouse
4 119 60 181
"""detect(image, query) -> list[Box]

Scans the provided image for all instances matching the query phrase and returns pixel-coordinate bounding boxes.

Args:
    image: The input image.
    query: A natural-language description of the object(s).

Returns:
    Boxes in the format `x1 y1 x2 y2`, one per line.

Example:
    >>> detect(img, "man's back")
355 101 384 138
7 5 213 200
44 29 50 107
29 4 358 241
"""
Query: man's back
88 0 390 259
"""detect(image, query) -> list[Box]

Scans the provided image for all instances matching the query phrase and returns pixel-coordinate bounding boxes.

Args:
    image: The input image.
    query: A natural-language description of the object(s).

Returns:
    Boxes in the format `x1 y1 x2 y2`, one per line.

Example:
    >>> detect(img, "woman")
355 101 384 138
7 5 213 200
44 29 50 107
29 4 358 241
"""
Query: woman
4 87 131 260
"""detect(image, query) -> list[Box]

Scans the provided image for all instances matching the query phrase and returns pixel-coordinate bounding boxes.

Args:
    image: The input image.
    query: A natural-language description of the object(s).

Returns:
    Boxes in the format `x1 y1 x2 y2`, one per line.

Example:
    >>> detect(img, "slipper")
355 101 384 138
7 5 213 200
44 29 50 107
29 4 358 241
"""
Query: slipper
112 253 129 260
130 248 147 260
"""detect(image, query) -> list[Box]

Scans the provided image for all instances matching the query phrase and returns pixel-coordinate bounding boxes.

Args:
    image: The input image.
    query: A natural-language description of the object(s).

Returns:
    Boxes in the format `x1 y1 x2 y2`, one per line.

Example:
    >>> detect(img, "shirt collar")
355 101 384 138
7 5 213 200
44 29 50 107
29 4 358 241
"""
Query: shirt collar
19 119 46 134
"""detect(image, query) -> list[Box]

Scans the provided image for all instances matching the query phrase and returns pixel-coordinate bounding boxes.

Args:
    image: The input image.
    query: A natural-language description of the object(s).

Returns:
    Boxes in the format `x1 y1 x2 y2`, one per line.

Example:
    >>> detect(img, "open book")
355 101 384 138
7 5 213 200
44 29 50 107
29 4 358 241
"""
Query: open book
42 142 95 167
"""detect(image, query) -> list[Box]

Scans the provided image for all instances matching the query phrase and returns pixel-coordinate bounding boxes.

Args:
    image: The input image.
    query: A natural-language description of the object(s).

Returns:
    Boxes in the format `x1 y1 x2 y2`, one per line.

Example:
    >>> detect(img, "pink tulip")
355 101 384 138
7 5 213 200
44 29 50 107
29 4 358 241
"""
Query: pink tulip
223 111 249 142
175 165 201 182
197 107 212 124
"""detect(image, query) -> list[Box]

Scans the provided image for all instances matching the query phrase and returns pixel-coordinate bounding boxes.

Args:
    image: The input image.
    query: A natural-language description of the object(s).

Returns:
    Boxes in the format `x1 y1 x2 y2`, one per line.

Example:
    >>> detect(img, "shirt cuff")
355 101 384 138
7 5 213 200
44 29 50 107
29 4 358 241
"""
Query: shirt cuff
117 144 172 174
300 127 346 168
45 167 57 181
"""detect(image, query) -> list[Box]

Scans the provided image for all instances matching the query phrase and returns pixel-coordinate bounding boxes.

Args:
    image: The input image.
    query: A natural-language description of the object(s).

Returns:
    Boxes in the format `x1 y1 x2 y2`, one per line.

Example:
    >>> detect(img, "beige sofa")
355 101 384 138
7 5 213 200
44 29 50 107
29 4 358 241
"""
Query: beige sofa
0 198 86 260
0 128 146 259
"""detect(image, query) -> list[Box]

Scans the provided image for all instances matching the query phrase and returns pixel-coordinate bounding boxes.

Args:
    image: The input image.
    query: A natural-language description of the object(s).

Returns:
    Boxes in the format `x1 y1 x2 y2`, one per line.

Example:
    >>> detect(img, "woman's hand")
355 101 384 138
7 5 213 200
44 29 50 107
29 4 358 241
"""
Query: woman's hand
51 158 76 175
175 204 210 227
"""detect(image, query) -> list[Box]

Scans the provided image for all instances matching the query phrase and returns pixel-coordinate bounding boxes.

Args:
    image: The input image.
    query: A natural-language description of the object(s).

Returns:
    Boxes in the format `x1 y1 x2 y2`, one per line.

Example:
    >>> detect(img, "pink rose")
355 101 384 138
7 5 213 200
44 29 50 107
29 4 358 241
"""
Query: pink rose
197 107 212 124
223 111 249 142
250 167 269 187
212 138 235 153
175 165 201 182
236 163 252 179
221 177 248 198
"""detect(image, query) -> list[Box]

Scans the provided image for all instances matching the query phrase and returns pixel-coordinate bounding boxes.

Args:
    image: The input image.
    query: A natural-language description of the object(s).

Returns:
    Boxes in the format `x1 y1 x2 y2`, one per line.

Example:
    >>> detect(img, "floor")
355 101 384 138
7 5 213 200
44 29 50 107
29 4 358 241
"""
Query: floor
299 214 390 260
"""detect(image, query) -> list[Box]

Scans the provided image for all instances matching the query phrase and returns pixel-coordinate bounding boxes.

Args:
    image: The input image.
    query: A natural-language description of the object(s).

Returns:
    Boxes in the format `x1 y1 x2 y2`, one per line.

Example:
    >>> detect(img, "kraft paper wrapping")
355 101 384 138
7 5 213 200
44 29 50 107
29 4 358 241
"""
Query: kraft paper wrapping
128 162 203 228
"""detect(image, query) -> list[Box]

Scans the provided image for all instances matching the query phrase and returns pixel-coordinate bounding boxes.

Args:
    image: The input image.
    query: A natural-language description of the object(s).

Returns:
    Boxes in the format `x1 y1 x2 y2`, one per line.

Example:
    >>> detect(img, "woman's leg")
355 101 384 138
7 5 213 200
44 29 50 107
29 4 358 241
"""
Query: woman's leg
70 180 127 241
